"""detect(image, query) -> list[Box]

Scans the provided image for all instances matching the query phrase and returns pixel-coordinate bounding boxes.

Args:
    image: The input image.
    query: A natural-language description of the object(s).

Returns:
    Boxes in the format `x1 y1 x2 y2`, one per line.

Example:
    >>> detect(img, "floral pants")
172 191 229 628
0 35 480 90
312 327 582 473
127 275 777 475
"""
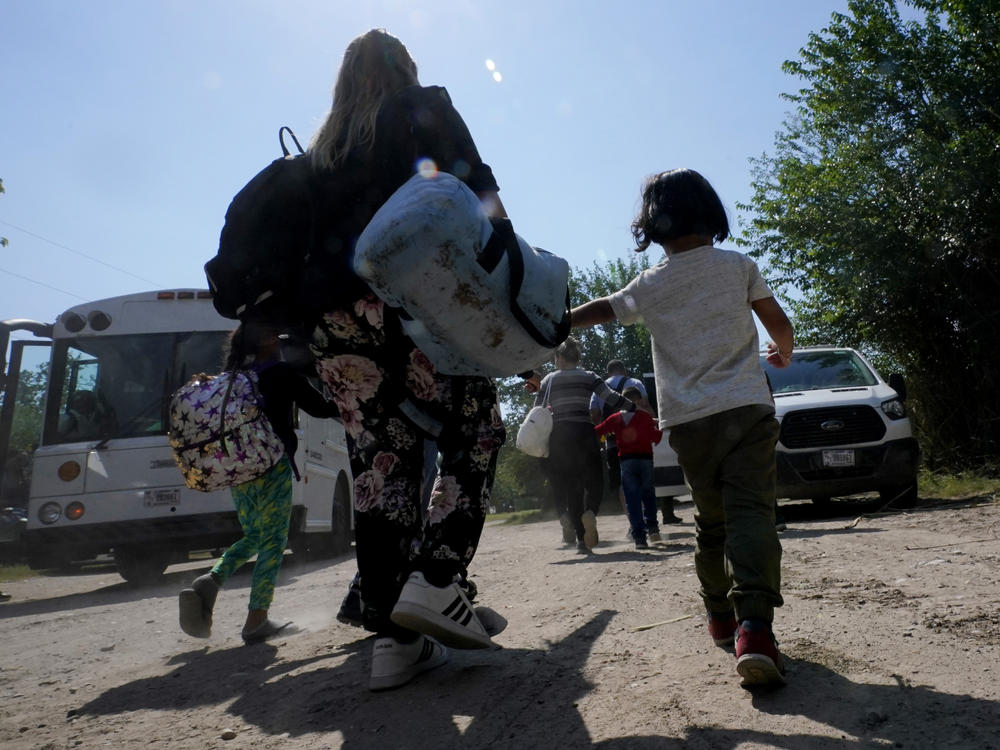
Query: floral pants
312 293 505 633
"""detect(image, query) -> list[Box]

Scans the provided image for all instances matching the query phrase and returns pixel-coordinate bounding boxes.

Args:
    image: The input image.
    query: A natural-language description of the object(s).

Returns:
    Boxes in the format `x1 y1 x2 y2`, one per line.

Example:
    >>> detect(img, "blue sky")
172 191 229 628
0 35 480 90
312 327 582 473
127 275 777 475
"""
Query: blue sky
1 0 849 343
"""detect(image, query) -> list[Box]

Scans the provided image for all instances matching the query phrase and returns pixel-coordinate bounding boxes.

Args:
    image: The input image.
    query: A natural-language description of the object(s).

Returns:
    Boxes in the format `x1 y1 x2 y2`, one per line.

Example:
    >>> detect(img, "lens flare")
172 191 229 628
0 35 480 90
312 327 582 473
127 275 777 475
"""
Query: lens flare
416 158 438 178
485 59 496 71
492 72 503 83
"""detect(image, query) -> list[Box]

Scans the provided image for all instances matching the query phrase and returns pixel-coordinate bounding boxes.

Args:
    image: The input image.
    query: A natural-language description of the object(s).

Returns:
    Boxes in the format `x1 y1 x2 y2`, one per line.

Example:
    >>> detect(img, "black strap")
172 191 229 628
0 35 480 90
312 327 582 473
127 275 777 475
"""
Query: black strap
218 372 239 456
487 218 572 348
279 126 304 157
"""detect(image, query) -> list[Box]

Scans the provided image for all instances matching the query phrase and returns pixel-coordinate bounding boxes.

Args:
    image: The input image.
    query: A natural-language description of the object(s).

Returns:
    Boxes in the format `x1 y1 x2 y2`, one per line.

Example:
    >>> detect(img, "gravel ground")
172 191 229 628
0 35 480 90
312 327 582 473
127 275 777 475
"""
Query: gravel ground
1 493 999 749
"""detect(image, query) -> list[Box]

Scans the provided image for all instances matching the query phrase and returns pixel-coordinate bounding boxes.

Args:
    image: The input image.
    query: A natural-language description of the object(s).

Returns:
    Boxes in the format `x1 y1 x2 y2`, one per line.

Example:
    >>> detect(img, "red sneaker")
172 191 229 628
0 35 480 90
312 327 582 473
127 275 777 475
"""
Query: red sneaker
735 620 786 687
707 611 738 647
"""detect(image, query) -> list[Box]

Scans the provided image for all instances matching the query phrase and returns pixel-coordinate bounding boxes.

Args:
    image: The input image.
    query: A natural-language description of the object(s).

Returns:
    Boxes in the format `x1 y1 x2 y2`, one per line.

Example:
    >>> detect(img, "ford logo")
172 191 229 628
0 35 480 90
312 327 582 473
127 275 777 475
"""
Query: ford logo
821 420 845 431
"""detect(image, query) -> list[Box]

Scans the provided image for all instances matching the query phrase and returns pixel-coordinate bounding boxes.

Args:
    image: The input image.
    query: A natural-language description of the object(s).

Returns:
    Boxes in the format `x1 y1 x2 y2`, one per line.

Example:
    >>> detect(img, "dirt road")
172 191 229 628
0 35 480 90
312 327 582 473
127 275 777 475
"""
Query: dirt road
2 495 999 749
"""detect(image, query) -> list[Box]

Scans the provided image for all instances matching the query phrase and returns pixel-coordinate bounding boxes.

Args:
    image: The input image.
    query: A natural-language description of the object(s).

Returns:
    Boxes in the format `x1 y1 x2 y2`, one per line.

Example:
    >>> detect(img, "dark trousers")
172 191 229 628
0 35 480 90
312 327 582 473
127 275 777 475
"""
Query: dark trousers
620 456 658 540
546 421 603 541
668 404 783 623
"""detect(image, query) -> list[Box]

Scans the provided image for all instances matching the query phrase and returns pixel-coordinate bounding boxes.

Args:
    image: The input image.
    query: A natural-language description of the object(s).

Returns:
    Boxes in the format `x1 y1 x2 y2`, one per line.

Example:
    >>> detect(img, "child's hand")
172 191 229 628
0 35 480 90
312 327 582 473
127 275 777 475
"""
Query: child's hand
765 341 793 369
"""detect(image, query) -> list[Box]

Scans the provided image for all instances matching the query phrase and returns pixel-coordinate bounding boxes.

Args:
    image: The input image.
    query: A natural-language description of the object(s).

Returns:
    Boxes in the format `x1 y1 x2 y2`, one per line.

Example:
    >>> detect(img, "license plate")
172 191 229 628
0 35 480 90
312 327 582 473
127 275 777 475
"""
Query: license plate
144 488 180 507
822 449 855 467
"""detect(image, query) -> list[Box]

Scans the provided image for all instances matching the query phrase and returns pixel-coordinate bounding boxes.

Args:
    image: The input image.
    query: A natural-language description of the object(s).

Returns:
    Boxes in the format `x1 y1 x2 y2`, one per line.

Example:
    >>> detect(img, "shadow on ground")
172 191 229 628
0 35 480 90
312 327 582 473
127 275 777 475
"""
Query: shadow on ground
76 608 1000 749
0 553 343 618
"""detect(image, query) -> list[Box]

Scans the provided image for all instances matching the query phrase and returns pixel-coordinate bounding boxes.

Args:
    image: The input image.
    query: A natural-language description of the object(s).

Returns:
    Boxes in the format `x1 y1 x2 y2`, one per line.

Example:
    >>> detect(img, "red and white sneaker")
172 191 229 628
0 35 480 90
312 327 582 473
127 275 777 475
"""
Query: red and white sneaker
707 610 738 648
735 619 786 687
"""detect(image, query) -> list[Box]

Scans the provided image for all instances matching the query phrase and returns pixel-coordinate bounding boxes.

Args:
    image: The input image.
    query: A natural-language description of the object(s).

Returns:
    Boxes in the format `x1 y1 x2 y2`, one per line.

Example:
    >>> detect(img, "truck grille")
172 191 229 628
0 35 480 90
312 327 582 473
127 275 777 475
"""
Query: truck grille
780 406 886 448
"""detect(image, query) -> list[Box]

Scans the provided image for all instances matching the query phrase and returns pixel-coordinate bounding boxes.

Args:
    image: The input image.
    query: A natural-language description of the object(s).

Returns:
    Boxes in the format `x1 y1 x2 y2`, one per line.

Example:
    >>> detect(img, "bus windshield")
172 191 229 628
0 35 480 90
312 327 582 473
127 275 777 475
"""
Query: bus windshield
761 349 878 394
42 331 229 444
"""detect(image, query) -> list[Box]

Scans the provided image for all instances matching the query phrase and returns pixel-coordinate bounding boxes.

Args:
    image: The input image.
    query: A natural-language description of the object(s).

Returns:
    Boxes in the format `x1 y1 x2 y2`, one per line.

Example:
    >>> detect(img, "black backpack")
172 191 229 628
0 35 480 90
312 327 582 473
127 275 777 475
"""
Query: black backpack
601 375 630 421
205 127 318 326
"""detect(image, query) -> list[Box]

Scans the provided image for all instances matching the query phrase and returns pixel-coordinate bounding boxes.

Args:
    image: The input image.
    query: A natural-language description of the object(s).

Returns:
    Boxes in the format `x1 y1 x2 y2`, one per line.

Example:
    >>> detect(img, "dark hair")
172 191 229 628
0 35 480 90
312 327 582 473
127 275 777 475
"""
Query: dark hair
631 168 729 252
606 359 626 375
623 386 643 401
223 320 279 371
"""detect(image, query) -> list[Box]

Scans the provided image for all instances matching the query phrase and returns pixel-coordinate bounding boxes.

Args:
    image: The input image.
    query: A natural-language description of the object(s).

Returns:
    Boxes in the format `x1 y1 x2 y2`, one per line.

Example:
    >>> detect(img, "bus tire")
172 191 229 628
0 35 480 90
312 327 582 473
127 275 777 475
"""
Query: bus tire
114 545 170 585
328 474 353 557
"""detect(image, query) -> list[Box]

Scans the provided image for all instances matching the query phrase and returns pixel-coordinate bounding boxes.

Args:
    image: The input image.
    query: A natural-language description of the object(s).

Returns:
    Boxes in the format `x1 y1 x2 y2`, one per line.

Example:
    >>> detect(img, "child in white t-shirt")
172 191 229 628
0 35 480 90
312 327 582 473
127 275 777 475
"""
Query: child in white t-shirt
571 168 794 688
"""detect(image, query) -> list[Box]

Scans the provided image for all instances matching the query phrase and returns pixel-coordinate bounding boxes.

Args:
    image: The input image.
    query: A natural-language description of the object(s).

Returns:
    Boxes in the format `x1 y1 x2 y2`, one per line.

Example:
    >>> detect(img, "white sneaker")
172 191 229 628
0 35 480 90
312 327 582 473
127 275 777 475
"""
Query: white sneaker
581 510 599 550
390 571 495 649
369 635 448 691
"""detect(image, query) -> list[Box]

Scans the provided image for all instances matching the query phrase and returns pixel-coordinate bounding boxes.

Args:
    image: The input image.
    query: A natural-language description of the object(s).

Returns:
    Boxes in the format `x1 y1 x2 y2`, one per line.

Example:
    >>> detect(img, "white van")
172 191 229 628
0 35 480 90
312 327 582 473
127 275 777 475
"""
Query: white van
761 346 919 507
642 373 689 498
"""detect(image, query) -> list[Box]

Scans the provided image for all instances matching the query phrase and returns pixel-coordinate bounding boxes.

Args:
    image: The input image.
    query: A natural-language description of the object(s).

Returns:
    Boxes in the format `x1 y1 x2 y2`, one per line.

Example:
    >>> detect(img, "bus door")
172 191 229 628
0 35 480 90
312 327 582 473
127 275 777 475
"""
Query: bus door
1 323 53 507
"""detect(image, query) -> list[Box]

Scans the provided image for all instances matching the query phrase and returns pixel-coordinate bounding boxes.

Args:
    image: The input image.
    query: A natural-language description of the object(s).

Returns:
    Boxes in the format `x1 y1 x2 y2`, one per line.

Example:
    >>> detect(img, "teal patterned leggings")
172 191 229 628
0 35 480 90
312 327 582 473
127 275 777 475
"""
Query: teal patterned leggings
212 457 293 611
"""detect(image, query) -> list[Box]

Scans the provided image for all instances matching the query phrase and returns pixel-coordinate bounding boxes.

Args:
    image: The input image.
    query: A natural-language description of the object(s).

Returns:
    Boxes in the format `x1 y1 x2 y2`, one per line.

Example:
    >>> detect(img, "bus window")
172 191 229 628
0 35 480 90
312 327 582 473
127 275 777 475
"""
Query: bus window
43 331 232 445
174 331 228 383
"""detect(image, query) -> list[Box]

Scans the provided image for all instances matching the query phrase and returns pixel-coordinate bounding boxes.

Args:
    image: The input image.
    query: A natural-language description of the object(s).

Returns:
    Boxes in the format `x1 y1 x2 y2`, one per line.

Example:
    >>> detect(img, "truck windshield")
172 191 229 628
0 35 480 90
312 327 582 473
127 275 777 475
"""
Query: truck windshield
761 350 878 394
42 331 229 444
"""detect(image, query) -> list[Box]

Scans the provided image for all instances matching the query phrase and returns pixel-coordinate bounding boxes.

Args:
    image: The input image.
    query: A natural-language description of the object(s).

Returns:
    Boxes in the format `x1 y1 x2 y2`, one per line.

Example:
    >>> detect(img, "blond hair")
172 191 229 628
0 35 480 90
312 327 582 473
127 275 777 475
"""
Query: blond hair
310 29 418 170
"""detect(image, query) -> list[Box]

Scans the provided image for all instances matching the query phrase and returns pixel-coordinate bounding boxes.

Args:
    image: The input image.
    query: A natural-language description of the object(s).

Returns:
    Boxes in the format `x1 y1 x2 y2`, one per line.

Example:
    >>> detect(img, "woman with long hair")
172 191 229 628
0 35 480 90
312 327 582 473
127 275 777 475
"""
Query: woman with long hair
307 29 507 691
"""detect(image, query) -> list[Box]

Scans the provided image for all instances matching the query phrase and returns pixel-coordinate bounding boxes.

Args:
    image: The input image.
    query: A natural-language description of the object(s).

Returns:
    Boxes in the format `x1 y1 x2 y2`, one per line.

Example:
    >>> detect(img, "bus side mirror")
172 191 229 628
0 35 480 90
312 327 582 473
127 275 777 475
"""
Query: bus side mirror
888 373 907 402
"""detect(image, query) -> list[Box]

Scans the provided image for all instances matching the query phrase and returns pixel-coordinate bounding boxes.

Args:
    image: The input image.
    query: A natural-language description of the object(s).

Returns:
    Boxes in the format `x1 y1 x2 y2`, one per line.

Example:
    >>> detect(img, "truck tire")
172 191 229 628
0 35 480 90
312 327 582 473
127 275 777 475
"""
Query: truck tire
292 474 353 561
114 545 171 585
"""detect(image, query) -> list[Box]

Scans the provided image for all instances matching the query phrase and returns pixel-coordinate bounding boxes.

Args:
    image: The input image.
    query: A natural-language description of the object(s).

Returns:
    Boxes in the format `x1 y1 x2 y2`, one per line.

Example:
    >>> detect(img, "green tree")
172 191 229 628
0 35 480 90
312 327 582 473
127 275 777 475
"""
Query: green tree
569 254 656 377
739 0 1000 470
9 361 47 455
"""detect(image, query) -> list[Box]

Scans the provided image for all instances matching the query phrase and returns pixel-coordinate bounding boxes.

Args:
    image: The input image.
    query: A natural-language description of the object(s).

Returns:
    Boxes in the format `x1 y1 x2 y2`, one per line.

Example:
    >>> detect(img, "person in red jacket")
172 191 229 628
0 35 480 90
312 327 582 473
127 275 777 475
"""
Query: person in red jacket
594 387 664 549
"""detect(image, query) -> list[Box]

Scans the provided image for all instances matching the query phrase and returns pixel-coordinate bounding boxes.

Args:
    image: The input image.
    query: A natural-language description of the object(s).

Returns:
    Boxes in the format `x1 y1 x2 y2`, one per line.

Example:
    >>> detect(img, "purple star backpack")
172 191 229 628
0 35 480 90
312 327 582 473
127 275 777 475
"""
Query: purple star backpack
168 370 285 492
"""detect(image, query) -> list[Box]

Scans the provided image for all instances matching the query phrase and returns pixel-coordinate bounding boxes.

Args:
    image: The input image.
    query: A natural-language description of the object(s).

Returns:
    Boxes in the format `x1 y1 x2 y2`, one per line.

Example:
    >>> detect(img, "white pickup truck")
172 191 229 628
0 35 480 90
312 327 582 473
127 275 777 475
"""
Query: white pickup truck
761 346 919 507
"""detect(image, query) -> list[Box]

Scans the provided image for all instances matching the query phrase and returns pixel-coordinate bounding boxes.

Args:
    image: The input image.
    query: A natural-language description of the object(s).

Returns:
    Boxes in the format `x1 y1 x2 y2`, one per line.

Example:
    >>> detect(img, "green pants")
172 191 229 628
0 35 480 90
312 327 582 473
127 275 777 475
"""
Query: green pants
668 404 783 622
213 457 293 611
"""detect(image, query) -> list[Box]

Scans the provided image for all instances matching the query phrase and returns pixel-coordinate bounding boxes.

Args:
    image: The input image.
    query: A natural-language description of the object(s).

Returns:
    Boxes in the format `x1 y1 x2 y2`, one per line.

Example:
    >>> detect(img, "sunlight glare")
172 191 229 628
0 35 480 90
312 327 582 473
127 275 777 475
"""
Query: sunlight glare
485 59 496 71
416 158 439 178
492 71 502 83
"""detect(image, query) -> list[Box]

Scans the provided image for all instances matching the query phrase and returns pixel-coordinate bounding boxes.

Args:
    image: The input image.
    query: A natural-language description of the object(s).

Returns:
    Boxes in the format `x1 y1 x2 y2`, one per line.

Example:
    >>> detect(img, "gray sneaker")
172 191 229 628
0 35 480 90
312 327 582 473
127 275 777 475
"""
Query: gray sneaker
178 573 219 638
558 513 575 545
581 510 599 550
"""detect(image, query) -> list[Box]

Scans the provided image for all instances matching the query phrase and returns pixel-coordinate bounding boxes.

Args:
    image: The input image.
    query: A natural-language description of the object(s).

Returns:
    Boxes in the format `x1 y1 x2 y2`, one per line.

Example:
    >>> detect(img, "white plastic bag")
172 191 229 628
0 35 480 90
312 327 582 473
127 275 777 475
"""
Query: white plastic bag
516 378 553 457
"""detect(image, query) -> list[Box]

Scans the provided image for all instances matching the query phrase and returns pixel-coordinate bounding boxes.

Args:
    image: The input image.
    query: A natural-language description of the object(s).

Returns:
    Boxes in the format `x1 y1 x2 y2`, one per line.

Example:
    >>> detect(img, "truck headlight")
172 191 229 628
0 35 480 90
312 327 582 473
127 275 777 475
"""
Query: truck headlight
39 502 62 525
881 398 907 420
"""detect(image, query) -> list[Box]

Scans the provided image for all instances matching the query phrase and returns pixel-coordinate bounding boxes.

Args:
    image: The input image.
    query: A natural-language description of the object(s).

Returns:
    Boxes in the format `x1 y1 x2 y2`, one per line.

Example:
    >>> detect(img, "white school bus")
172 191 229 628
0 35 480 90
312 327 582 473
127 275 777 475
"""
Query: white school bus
0 290 353 583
